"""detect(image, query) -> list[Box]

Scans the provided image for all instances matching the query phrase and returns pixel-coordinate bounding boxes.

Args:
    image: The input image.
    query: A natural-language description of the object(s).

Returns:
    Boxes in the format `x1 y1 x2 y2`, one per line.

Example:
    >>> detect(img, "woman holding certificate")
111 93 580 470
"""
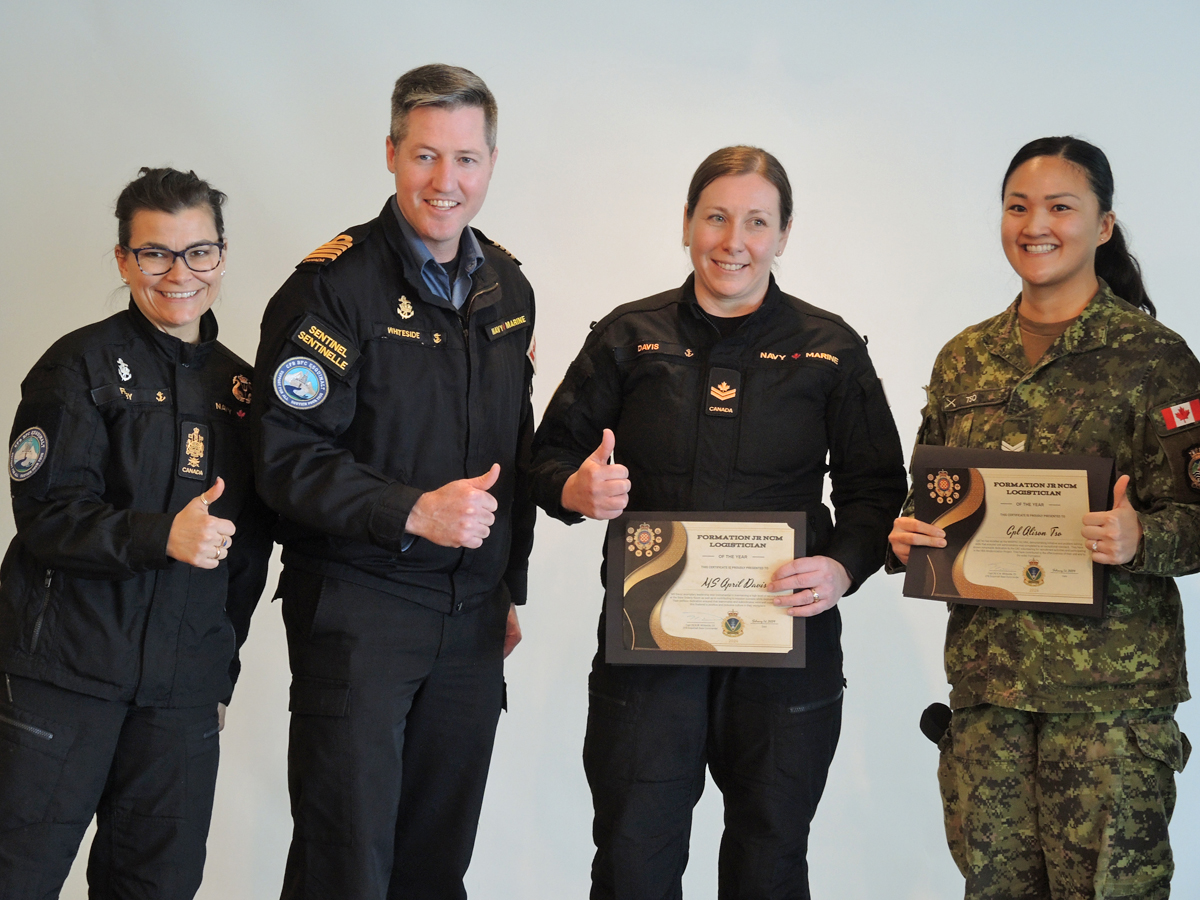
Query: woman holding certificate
888 136 1200 898
531 146 907 899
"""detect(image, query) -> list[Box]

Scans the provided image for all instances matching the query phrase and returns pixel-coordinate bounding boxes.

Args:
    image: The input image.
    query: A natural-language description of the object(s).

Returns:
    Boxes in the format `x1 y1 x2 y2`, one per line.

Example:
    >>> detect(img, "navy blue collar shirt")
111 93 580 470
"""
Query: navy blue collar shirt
390 195 485 311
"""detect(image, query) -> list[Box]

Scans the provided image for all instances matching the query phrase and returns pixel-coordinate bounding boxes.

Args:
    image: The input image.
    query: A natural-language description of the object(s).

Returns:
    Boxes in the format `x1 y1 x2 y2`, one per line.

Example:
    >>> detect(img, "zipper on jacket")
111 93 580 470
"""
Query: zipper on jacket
0 712 53 741
30 569 53 654
445 281 503 607
458 281 500 478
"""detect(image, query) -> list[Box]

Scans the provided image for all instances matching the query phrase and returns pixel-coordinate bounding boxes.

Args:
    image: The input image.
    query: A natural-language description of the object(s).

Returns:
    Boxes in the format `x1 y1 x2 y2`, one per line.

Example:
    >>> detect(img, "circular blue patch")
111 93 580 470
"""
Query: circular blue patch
273 357 328 409
10 427 49 481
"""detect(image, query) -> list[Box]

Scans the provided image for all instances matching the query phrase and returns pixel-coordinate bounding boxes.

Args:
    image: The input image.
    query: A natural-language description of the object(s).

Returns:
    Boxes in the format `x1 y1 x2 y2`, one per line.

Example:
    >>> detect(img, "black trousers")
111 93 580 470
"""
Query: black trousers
584 654 843 900
0 674 220 899
278 570 507 900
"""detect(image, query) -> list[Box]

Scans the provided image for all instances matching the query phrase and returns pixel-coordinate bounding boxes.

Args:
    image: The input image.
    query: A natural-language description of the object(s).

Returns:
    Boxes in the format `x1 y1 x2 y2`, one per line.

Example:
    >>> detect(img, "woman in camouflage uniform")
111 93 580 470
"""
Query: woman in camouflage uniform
889 136 1198 899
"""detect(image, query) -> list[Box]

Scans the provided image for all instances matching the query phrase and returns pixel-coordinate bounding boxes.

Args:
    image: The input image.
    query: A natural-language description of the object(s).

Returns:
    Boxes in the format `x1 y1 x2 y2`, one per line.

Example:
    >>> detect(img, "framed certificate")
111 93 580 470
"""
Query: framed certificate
605 511 807 668
903 446 1115 617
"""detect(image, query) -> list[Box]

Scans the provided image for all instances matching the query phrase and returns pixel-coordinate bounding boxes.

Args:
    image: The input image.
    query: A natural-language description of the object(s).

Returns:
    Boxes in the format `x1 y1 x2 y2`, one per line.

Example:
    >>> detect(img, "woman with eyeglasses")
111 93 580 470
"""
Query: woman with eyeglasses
0 167 272 897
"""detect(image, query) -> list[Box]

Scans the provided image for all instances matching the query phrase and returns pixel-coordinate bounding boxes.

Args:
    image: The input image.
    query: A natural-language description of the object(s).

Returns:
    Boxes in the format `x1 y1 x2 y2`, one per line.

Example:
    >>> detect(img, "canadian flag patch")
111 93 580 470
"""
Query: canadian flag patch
1161 399 1200 430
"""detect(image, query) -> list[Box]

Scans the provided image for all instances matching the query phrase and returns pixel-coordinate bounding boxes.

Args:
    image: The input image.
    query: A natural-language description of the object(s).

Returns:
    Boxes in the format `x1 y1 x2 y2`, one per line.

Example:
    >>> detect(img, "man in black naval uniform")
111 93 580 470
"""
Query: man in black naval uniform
251 64 535 900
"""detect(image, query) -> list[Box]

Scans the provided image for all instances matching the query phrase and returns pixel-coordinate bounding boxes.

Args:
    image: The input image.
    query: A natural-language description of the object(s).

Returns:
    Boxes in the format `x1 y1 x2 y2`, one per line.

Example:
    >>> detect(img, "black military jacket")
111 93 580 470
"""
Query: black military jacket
251 201 536 614
531 276 906 697
1 303 273 706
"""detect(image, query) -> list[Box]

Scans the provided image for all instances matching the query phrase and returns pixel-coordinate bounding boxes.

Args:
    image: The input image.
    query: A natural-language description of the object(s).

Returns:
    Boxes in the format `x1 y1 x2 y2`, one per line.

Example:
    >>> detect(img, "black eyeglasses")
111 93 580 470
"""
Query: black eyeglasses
123 242 225 275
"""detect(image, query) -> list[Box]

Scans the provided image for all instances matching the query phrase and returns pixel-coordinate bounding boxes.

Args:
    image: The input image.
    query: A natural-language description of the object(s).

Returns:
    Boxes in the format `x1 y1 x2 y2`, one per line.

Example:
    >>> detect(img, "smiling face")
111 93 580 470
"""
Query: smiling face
1001 155 1114 303
684 173 792 316
115 206 225 343
386 104 497 263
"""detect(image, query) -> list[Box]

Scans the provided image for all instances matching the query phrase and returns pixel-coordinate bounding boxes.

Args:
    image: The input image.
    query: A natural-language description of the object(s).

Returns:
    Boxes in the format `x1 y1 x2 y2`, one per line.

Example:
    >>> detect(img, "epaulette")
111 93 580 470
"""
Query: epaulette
471 227 521 266
296 223 371 270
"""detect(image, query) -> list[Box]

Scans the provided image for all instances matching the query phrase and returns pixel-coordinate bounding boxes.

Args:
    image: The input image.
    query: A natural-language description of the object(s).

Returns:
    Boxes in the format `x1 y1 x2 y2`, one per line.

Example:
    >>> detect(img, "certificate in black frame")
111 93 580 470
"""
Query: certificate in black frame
903 446 1115 617
604 511 807 668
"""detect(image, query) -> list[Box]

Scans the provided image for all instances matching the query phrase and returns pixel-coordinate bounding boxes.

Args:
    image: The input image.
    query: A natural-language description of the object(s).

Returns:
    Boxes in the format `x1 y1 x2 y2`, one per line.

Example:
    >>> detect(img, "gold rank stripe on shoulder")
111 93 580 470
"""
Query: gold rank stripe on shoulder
301 234 354 265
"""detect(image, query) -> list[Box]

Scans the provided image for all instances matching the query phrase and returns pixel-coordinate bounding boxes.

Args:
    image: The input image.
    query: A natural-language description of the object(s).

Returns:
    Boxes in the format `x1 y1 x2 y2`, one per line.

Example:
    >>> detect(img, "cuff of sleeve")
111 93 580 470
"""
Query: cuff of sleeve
824 542 872 597
129 512 174 570
504 567 528 606
368 481 426 551
534 469 584 525
883 545 907 575
1120 523 1153 574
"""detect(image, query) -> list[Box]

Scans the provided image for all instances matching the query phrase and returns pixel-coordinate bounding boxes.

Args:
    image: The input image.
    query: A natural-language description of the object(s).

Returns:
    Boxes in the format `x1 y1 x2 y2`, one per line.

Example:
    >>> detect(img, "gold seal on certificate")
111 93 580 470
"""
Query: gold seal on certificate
605 512 807 668
903 446 1115 617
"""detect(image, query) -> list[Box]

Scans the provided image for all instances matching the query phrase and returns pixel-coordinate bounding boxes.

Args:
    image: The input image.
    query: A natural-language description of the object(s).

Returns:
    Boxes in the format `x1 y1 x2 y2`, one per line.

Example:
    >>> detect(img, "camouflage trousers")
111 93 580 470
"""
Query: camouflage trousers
938 704 1190 899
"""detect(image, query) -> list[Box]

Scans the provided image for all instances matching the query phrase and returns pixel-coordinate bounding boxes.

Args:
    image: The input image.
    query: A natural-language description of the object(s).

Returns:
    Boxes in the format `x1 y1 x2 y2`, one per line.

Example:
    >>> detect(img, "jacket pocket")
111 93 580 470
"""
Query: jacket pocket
1150 414 1200 502
1130 719 1190 773
0 701 75 830
288 675 353 846
29 569 55 655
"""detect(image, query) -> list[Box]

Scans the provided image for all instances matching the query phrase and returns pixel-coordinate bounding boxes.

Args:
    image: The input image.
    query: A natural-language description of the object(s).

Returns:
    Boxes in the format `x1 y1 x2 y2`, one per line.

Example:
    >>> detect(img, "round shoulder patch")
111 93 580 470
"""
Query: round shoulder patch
10 427 49 481
274 357 329 409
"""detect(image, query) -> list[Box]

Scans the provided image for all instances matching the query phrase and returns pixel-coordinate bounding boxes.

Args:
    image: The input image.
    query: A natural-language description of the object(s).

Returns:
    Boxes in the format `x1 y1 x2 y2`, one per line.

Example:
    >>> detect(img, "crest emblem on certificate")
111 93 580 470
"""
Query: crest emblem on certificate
1186 445 1200 492
273 357 329 409
1023 560 1045 587
928 469 961 504
626 523 663 558
116 358 132 382
722 611 744 637
397 296 415 320
9 427 49 481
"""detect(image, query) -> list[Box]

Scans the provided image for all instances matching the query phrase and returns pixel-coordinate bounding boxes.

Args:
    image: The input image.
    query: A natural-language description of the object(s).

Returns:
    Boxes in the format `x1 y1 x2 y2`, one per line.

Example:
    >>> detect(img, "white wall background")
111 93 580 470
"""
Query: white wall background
3 2 1200 897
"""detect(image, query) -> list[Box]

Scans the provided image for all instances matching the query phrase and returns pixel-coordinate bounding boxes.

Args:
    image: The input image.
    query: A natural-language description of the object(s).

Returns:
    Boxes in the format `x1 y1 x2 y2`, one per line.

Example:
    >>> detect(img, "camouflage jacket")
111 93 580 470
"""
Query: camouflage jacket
908 283 1200 713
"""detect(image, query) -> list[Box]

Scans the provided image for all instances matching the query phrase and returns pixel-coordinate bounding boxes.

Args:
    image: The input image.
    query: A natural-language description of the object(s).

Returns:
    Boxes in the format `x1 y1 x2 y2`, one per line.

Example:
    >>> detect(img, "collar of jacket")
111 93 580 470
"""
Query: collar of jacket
125 296 218 367
681 272 784 324
375 198 501 317
984 279 1119 372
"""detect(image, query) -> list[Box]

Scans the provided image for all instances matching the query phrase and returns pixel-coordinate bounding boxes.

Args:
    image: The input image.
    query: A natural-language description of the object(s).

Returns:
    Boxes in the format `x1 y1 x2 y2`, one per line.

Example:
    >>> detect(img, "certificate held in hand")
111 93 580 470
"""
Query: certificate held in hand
903 446 1114 617
605 511 807 667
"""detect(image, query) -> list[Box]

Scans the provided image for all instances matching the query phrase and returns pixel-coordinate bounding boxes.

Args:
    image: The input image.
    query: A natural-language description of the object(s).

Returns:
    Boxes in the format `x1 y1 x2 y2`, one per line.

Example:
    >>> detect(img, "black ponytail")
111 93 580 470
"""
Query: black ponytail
1002 137 1153 317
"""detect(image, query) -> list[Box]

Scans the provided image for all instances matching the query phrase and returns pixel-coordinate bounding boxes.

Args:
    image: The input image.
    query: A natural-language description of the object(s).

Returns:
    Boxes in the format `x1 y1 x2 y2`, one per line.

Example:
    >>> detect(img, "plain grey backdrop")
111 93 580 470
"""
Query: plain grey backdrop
2 2 1199 897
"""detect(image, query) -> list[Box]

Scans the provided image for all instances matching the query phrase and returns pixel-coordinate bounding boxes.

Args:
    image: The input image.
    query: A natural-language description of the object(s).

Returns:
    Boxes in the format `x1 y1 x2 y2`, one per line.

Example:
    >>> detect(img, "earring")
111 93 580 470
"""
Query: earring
220 270 226 275
122 278 129 284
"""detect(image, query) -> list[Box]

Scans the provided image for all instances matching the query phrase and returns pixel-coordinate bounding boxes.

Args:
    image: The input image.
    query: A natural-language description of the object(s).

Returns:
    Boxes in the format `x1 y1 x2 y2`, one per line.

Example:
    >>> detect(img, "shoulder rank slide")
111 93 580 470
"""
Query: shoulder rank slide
471 227 521 265
299 233 354 267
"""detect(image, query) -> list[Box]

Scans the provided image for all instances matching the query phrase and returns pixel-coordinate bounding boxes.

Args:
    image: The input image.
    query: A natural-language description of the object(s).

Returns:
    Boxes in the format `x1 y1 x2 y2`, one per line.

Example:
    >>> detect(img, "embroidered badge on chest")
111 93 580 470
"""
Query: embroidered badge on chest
9 427 49 481
273 357 329 409
178 422 209 481
706 367 742 418
117 358 132 382
397 296 415 320
231 374 252 404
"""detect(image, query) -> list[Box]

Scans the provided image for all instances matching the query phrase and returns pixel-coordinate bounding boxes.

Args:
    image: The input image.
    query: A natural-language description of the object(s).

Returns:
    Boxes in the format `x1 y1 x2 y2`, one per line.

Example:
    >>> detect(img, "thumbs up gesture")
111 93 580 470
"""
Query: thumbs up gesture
406 464 501 549
561 429 631 520
167 477 237 569
1081 474 1143 566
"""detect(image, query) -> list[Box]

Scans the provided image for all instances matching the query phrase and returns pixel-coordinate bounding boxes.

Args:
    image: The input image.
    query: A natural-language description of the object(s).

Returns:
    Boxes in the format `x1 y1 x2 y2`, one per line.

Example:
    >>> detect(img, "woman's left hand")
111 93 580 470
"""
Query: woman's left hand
1081 474 1143 566
767 556 852 617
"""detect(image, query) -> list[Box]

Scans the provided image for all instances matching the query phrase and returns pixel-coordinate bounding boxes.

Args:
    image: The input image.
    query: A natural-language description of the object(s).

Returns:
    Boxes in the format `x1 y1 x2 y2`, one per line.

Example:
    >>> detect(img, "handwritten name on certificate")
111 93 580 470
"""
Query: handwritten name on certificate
915 466 1093 605
622 521 796 653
